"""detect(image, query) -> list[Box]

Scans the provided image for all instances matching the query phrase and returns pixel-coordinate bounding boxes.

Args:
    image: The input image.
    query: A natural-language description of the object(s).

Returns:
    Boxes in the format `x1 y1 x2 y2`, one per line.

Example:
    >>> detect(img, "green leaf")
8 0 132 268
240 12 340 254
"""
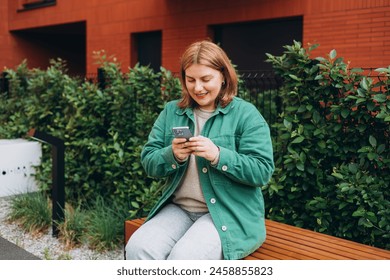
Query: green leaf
377 144 385 154
298 105 306 113
369 135 377 147
352 208 365 217
291 136 305 144
366 212 378 223
375 67 390 74
339 183 350 192
367 101 376 111
312 111 321 123
296 162 305 171
358 217 373 228
131 201 140 208
317 140 326 149
315 57 327 62
338 202 349 210
329 49 337 60
270 184 281 193
341 108 350 118
348 163 358 174
360 78 369 91
373 94 387 103
288 74 301 81
332 172 344 180
308 43 319 51
283 119 293 131
356 98 366 104
367 152 377 160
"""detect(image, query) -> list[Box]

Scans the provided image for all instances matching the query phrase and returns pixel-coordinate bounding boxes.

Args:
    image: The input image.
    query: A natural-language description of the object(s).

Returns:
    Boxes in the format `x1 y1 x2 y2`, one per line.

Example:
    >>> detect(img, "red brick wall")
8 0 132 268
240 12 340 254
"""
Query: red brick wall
2 0 390 73
304 1 390 68
0 1 12 69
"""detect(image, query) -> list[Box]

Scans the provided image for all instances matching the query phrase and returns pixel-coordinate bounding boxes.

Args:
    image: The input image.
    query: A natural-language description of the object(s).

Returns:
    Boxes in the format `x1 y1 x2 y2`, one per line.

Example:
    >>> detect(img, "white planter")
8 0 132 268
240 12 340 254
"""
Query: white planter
0 139 42 197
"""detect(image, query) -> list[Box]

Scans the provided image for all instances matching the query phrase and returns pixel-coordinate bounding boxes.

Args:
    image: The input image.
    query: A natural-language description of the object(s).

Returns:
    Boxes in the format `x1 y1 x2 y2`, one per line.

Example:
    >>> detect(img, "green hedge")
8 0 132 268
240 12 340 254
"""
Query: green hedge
0 54 181 218
264 41 390 249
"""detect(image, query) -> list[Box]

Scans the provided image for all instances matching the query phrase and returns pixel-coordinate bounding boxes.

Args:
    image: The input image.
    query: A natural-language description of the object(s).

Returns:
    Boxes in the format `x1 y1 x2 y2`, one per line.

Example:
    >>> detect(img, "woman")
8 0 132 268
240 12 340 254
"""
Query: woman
125 40 274 260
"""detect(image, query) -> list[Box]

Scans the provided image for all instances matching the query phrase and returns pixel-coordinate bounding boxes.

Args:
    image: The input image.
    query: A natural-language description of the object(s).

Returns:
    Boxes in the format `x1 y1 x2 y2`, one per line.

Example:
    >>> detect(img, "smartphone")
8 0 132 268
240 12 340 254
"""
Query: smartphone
172 126 193 140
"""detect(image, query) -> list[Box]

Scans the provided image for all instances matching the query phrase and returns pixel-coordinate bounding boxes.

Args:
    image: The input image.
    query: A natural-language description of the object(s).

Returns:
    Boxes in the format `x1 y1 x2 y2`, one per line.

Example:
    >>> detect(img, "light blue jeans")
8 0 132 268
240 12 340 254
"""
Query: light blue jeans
125 203 223 260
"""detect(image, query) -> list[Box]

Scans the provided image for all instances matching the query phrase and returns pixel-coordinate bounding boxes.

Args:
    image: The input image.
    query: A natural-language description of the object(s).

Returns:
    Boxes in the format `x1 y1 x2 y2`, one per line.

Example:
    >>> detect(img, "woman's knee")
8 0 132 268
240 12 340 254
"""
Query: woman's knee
125 230 167 260
125 233 149 260
125 223 178 260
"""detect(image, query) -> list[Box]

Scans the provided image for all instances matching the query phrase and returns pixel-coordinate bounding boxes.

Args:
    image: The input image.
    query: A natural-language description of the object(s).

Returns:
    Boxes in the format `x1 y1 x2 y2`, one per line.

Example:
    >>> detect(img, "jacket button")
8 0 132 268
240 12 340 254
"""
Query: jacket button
210 198 216 204
171 164 177 169
221 165 228 171
221 225 227 231
202 167 208 173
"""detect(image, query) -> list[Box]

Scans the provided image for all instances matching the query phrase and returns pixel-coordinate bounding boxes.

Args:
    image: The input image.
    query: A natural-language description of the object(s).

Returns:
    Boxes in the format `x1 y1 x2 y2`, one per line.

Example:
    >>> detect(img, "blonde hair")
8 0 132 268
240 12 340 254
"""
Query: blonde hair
178 40 238 109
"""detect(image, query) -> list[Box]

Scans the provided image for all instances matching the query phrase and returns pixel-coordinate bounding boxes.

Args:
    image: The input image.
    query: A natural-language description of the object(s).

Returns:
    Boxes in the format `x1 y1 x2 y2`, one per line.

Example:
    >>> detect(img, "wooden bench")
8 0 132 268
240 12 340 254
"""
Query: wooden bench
124 218 390 260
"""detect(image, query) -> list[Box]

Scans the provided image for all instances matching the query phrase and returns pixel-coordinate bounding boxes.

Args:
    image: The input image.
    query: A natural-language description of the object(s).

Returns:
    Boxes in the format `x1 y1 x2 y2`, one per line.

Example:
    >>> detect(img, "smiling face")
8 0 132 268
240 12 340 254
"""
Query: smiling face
184 63 224 111
178 41 238 109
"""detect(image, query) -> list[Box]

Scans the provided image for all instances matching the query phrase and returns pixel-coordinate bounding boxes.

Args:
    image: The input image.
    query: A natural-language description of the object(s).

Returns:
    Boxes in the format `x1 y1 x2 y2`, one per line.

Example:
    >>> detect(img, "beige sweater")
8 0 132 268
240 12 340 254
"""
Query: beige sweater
172 108 214 212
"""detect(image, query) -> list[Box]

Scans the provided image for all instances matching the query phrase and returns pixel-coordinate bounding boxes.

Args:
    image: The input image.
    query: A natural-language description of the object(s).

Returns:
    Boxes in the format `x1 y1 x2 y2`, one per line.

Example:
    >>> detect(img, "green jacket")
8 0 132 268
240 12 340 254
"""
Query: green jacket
141 97 275 260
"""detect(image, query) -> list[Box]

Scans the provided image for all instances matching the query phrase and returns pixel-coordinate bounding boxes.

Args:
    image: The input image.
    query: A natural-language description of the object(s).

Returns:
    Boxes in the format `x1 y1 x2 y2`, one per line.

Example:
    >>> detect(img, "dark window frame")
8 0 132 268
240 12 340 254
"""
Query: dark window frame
18 0 56 12
131 30 162 73
210 16 303 71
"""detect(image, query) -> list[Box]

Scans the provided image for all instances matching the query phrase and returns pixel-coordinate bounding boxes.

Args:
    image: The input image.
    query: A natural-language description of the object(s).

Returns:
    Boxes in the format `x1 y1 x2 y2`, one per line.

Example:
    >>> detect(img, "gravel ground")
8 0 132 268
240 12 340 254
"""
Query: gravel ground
0 195 124 260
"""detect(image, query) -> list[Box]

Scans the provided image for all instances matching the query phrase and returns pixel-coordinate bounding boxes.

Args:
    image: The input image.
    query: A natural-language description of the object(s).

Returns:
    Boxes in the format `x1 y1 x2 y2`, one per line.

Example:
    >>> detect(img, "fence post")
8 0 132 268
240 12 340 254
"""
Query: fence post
1 72 9 94
97 68 106 90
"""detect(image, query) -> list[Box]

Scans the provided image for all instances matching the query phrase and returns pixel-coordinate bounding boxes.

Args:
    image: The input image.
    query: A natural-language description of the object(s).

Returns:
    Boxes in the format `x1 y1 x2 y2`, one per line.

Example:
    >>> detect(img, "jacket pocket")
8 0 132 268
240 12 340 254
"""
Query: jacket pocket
211 134 237 150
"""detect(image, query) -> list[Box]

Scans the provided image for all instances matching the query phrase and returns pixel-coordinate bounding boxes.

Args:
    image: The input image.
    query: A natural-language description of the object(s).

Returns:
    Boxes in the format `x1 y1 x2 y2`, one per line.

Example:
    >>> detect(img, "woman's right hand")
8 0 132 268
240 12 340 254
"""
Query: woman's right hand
172 138 192 162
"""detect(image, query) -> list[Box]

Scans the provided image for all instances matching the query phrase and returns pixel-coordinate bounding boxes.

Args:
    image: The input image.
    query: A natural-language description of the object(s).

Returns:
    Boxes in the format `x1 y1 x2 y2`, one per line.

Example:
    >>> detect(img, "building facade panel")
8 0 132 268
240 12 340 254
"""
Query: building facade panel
304 5 390 67
1 0 389 75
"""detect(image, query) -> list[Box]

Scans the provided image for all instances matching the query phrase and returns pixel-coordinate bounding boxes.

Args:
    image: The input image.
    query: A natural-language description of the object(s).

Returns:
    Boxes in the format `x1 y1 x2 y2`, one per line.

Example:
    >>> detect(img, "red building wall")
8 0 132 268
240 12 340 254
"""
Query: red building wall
0 1 13 69
2 0 390 74
304 1 390 67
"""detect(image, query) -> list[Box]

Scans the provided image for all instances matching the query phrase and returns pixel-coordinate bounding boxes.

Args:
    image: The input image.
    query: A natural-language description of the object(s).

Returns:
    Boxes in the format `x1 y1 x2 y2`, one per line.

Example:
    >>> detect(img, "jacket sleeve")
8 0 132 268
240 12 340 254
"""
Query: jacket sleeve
140 104 182 178
213 104 275 188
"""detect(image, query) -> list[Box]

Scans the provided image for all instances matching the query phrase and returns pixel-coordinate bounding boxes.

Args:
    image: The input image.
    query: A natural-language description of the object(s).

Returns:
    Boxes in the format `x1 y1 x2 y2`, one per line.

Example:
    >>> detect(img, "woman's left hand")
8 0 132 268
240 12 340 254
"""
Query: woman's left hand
185 136 219 162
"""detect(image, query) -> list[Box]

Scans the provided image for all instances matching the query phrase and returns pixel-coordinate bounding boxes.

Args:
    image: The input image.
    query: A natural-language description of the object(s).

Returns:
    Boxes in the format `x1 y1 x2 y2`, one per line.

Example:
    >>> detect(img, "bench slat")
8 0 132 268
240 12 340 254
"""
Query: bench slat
264 236 350 260
266 220 390 259
244 250 295 260
250 243 314 260
124 218 390 260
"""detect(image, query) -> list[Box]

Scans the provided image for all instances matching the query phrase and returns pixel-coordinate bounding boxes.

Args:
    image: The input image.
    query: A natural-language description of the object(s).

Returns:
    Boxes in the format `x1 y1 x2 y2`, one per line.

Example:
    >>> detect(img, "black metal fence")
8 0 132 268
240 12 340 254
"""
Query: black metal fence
86 69 284 127
0 72 8 94
238 71 283 127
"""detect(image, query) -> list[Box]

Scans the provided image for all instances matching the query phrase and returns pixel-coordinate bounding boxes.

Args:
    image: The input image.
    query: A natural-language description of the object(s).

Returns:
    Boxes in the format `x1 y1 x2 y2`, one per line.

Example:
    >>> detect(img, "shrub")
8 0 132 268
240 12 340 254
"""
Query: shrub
265 41 390 249
1 54 181 219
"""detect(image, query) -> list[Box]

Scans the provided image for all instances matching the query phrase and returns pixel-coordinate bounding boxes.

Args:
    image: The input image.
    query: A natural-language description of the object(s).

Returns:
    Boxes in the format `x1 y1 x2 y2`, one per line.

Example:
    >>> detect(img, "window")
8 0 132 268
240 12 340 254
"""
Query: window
131 31 162 72
19 0 56 11
11 22 86 76
212 17 303 71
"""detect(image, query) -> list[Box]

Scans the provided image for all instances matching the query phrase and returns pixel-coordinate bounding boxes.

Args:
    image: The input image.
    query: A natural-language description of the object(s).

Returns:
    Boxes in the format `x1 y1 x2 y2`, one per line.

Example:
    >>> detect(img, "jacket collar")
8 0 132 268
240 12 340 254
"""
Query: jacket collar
175 97 237 116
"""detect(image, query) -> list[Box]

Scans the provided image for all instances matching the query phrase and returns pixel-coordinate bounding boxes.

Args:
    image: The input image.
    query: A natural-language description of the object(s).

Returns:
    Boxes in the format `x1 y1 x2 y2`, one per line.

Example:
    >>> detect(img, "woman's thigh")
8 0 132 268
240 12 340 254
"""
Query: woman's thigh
168 213 223 260
125 204 193 260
